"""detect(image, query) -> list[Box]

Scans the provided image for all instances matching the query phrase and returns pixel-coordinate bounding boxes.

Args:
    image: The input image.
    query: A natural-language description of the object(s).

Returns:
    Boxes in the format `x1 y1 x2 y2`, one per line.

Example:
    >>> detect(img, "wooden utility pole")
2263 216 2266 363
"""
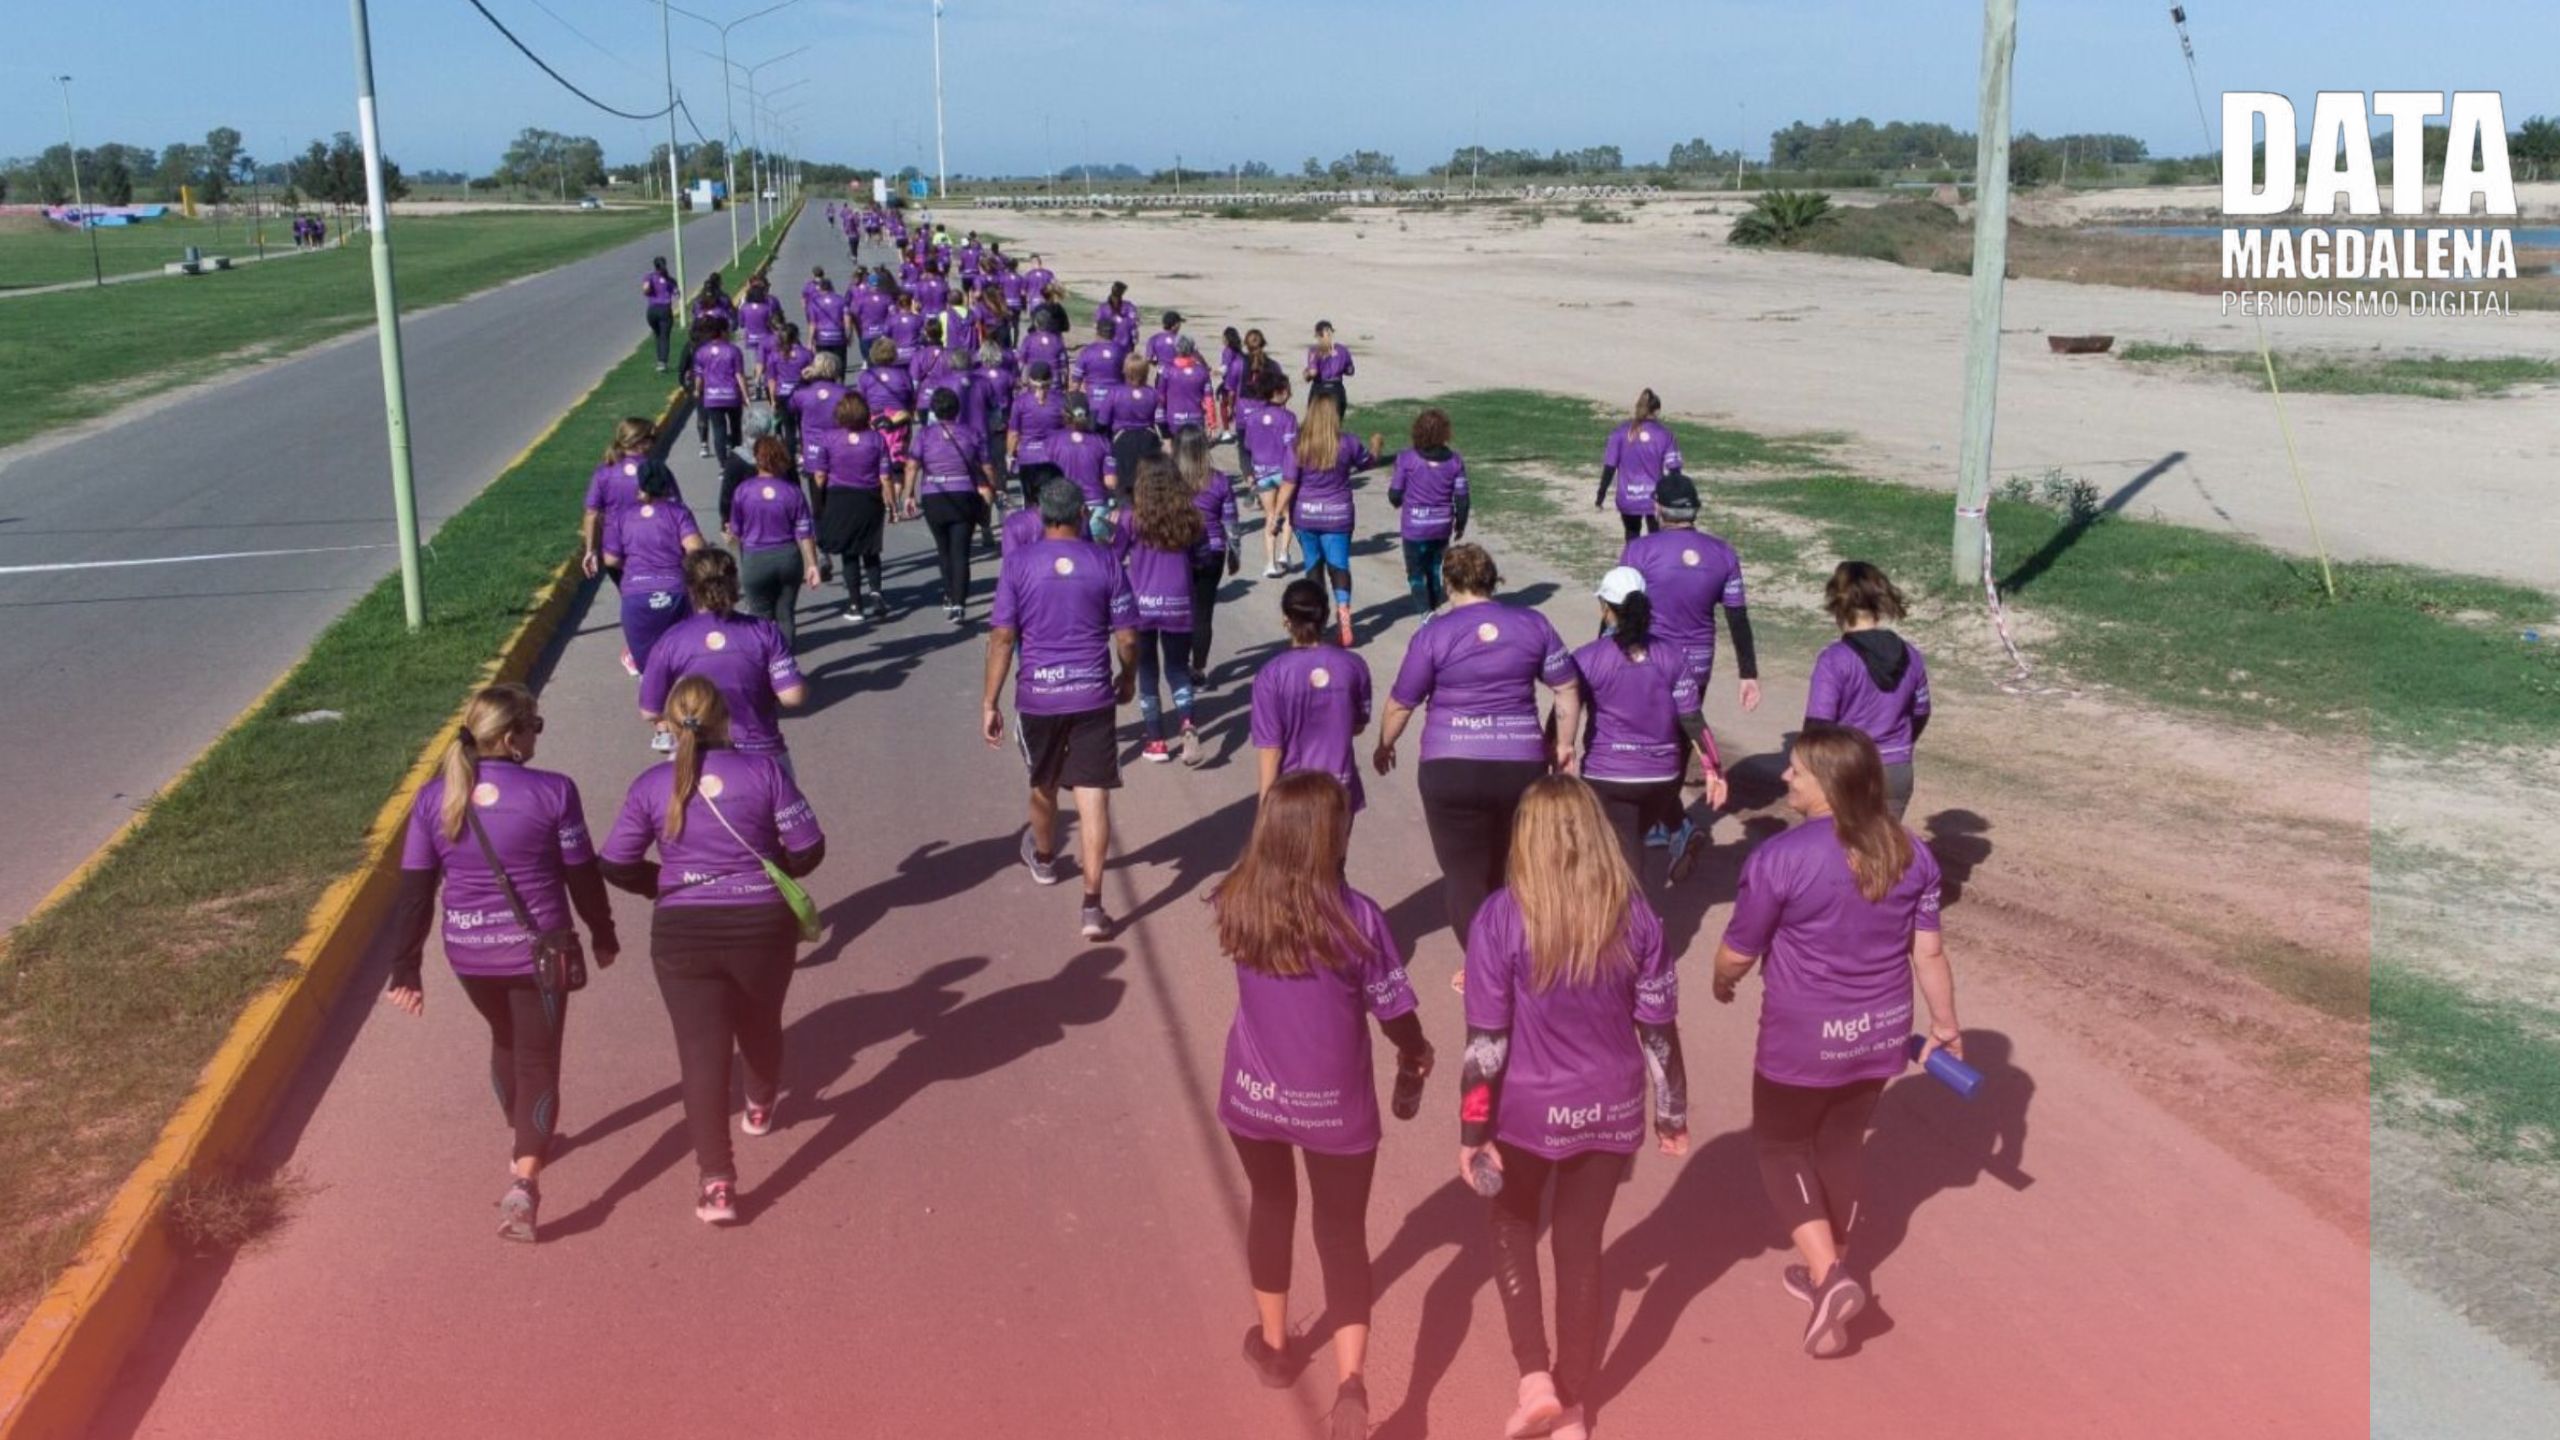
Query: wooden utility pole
1951 0 2018 585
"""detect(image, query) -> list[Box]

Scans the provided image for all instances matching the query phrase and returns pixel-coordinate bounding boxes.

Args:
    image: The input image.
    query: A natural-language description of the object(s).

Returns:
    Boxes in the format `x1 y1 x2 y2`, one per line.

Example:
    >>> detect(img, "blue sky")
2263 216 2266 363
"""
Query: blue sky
1 1 2550 178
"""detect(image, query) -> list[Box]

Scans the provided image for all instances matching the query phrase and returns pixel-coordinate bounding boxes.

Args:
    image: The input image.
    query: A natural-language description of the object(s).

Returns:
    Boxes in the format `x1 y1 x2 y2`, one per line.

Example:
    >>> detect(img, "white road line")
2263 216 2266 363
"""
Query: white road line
0 543 396 577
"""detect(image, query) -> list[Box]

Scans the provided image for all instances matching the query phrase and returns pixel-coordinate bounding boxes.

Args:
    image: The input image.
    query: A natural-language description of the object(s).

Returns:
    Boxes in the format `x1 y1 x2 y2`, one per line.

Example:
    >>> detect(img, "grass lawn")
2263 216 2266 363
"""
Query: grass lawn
2118 342 2560 399
0 209 793 1339
0 208 661 452
0 213 318 289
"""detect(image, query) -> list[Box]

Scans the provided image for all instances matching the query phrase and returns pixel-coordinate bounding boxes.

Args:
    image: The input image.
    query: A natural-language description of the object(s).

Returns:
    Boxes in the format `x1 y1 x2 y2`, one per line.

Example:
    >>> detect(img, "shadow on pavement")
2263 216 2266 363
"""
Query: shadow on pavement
1367 1181 1495 1440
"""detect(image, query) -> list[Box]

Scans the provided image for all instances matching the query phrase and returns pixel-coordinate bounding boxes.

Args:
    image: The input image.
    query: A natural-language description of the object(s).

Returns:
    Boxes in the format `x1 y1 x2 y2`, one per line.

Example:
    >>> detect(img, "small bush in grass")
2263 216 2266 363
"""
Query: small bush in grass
1573 202 1629 225
1728 190 1836 247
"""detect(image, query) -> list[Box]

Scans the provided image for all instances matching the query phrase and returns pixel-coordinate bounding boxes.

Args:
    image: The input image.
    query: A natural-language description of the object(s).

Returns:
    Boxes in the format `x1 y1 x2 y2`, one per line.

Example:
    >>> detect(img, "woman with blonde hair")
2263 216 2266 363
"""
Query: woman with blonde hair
1279 396 1386 647
1125 458 1209 764
1714 725 1958 1357
581 416 683 588
1457 775 1685 1440
370 683 620 1243
1215 773 1430 1439
601 678 827 1225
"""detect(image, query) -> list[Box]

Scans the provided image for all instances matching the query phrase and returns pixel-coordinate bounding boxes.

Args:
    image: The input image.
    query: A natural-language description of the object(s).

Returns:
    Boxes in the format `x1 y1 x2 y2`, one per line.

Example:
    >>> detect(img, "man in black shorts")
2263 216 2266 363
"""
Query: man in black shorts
984 479 1139 939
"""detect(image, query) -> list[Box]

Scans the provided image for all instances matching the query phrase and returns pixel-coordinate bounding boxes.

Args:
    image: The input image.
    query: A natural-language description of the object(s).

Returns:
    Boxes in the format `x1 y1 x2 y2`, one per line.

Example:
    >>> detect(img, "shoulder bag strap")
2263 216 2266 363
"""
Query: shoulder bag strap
463 805 541 937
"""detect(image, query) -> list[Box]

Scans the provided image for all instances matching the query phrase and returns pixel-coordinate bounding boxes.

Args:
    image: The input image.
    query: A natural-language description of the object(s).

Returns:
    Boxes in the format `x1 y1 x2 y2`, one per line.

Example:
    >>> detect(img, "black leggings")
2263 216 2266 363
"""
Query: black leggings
700 402 742 453
457 974 566 1164
1417 758 1548 943
740 543 804 647
647 306 674 366
651 904 800 1184
1488 1144 1625 1408
1586 775 1684 875
1230 1135 1379 1327
1620 512 1659 542
1751 1073 1886 1243
1188 559 1223 677
921 492 982 608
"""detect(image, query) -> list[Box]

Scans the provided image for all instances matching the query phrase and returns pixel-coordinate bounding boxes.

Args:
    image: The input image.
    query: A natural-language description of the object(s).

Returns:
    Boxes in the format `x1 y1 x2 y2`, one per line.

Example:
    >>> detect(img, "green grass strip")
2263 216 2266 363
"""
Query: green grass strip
0 209 663 451
2119 343 2560 399
2374 963 2560 1165
0 208 794 1331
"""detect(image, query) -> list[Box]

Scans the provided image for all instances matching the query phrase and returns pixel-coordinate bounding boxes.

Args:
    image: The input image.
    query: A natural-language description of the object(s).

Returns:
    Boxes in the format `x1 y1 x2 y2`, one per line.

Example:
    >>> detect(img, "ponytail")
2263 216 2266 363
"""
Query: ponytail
1792 727 1913 902
604 415 656 465
1632 387 1661 428
660 677 730 842
1611 591 1654 657
438 683 537 841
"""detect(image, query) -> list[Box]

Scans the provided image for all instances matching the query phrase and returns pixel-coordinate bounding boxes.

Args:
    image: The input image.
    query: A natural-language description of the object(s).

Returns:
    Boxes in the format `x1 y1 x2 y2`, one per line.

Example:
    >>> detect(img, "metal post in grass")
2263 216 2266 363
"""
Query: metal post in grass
347 0 425 630
1950 0 2017 588
658 0 688 299
931 0 950 199
54 77 105 288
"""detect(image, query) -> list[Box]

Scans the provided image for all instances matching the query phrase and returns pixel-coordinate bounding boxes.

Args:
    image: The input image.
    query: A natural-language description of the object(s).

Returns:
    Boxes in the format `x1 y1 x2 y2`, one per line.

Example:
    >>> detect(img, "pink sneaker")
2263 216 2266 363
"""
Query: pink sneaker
695 1179 739 1225
1142 740 1172 764
1505 1371 1562 1438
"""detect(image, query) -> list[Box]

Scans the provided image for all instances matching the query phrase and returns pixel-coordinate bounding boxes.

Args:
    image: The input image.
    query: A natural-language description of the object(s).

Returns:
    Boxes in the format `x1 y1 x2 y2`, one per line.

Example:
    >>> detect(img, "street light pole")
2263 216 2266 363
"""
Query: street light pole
657 0 687 299
53 77 104 288
930 0 950 199
670 3 802 267
345 0 425 631
1951 0 2018 586
736 63 810 243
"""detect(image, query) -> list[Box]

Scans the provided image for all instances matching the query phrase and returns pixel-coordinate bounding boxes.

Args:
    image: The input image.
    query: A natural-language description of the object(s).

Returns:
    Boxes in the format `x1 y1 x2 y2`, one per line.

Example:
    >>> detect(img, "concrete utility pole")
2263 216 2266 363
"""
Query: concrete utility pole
346 0 425 630
670 2 801 270
53 77 104 288
657 0 687 298
1951 0 2018 586
930 0 950 199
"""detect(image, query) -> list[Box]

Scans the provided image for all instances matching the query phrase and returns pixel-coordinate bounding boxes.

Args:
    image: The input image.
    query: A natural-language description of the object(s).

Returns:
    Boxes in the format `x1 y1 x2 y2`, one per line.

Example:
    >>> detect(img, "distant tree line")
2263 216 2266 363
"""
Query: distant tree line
0 126 406 210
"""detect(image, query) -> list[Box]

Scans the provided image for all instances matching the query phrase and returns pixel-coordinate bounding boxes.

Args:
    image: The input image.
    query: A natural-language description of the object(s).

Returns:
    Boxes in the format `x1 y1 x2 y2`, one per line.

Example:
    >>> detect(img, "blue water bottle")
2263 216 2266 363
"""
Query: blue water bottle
1907 1033 1983 1100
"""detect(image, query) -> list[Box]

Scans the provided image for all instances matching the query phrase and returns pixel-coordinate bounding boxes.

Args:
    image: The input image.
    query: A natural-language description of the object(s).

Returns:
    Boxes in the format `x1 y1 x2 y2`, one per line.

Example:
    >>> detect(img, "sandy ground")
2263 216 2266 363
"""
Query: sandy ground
991 203 2560 588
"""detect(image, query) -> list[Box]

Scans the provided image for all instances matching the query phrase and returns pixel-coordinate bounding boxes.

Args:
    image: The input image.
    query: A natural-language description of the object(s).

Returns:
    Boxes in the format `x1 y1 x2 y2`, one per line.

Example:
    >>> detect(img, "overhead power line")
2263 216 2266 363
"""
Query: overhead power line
458 0 675 120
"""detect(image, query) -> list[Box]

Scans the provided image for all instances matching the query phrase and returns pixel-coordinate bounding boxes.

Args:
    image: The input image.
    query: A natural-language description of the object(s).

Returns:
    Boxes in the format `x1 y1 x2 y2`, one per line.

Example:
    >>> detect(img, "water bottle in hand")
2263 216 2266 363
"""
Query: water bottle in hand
1468 1150 1504 1197
1907 1033 1983 1100
1391 1052 1427 1121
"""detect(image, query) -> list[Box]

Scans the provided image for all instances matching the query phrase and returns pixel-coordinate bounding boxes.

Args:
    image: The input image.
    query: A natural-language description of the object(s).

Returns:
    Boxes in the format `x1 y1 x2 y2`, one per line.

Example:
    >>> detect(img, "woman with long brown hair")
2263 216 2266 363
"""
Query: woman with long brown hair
1214 773 1430 1440
1125 460 1209 764
601 678 827 1225
1594 387 1685 541
370 683 620 1243
1713 726 1959 1358
1457 776 1686 1440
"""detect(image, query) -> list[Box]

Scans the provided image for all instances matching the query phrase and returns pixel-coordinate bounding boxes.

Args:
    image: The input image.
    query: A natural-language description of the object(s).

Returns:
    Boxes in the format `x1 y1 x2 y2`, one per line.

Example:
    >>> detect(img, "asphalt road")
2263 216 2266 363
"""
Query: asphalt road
0 208 741 931
89 209 2388 1440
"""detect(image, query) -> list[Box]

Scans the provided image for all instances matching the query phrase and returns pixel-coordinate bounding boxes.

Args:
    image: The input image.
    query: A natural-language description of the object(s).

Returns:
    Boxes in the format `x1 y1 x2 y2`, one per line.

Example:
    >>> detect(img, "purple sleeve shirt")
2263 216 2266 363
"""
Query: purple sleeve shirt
614 499 700 588
401 762 594 977
694 342 745 407
1392 448 1469 541
1388 602 1573 763
1077 341 1127 391
1288 435 1370 534
729 475 813 550
1192 473 1240 558
1603 421 1686 517
1803 638 1932 765
1161 360 1214 425
913 422 986 497
1011 390 1067 464
1720 817 1941 1086
637 614 805 756
601 749 823 908
1218 886 1416 1155
1054 432 1116 504
1620 530 1744 681
1241 407 1299 480
1125 541 1196 633
1249 647 1373 811
992 538 1135 715
1464 889 1673 1160
819 429 890 492
1307 345 1355 382
1572 638 1699 783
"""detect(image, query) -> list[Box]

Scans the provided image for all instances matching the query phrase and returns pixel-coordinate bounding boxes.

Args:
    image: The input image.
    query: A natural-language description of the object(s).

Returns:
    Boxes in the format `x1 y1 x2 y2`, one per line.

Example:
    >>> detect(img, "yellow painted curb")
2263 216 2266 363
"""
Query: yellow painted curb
0 205 801 1439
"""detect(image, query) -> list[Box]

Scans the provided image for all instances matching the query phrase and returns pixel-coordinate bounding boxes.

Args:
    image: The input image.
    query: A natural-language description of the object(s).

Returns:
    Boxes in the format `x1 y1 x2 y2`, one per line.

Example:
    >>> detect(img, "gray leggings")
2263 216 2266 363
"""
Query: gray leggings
740 544 804 647
1883 761 1914 821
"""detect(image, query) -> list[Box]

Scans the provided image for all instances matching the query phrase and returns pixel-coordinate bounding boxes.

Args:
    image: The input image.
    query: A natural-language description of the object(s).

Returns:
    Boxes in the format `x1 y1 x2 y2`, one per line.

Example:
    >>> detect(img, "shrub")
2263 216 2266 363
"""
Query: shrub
1728 190 1836 246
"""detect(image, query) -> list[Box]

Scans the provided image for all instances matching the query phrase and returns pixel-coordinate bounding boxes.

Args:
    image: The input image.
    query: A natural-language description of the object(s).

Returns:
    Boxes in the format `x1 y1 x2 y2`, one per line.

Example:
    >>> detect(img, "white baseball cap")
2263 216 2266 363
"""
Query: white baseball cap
1596 566 1647 605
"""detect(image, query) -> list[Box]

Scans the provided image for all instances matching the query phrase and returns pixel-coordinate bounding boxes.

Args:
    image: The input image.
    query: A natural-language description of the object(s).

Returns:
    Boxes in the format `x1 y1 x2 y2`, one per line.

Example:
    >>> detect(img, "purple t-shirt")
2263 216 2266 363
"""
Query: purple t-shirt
1218 887 1418 1156
692 341 745 407
912 421 986 497
1389 602 1574 763
1161 358 1214 425
401 762 595 977
968 366 1017 439
1602 420 1685 517
730 474 813 551
1306 344 1355 383
1463 889 1675 1160
854 289 892 339
816 428 890 492
585 457 684 557
1105 383 1161 435
1240 404 1298 481
888 311 926 359
1011 389 1069 465
808 290 849 345
638 613 805 755
1147 331 1183 372
1098 300 1139 348
1250 646 1373 810
1053 431 1117 505
858 364 916 420
644 271 678 307
992 537 1136 715
792 382 847 470
601 749 823 908
1619 528 1745 681
1571 637 1700 783
1719 817 1943 1087
616 498 699 589
767 344 814 401
1000 506 1045 554
1193 472 1240 558
1392 448 1469 541
1125 540 1194 633
1286 434 1373 534
1021 329 1065 377
1076 340 1126 391
739 296 778 344
1805 635 1932 766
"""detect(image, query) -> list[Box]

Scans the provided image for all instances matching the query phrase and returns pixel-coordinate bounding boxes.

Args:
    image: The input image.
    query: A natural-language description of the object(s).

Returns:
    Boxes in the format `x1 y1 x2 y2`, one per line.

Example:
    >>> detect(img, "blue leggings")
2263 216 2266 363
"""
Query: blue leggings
1135 629 1195 739
1298 529 1353 606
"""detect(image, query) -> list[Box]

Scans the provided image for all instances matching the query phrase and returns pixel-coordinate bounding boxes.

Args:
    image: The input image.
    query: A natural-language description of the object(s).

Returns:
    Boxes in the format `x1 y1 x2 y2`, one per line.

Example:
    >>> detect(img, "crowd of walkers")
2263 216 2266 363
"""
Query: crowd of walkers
370 201 1954 1439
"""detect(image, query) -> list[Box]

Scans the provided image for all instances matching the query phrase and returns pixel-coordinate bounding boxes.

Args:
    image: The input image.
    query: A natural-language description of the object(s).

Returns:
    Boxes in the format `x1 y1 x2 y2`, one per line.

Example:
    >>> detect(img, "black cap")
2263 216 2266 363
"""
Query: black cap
1653 471 1700 516
1163 310 1184 326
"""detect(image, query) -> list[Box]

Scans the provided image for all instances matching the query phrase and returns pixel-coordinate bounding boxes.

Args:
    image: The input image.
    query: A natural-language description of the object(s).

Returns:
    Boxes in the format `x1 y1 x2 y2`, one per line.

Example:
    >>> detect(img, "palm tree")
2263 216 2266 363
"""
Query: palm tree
1727 190 1835 247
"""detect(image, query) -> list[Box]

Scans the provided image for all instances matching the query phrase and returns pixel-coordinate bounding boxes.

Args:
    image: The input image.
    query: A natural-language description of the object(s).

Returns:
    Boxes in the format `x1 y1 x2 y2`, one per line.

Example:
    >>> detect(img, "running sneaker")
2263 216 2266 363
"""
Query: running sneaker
1803 1264 1867 1358
699 441 713 458
843 602 867 624
496 1177 538 1244
1079 902 1112 940
1667 821 1708 884
650 729 675 755
1328 1376 1370 1440
1336 607 1356 648
1177 725 1203 767
1240 1326 1301 1389
864 591 890 621
620 648 640 678
1548 1405 1589 1440
1504 1371 1563 1438
1262 563 1287 579
695 1178 739 1225
741 1098 776 1137
1643 824 1673 849
1142 740 1172 764
1020 830 1061 886
1782 1263 1818 1305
